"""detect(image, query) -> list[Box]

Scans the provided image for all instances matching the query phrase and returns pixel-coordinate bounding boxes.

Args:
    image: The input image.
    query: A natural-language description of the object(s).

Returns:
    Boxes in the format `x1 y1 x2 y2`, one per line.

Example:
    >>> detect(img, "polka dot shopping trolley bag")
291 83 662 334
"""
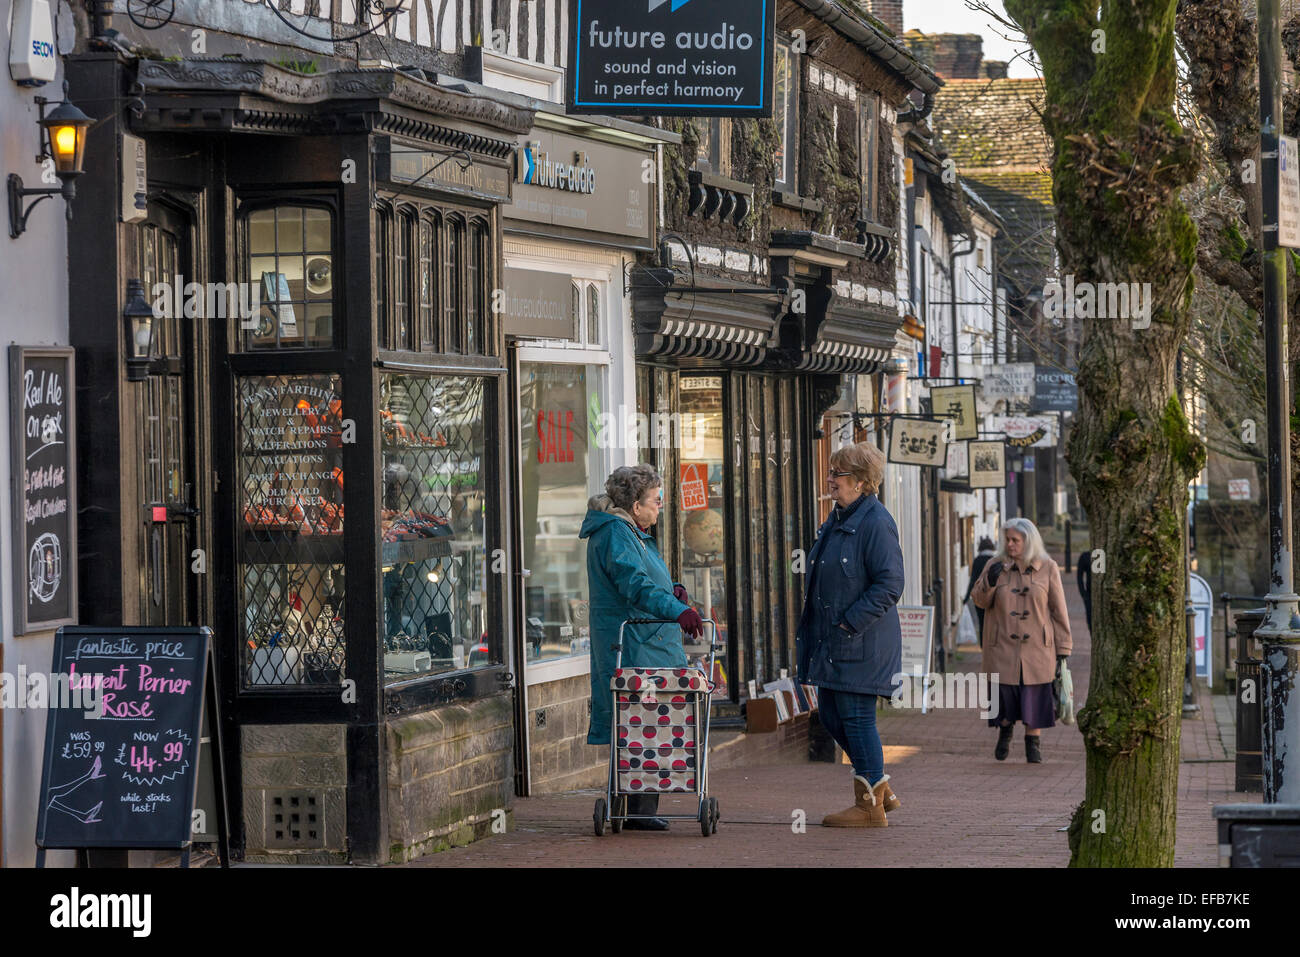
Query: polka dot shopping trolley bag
593 618 721 837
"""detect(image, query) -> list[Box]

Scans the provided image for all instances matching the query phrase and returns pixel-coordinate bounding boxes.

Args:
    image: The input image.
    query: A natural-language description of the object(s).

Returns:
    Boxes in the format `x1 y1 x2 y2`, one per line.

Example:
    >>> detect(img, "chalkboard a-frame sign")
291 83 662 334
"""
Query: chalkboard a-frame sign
36 627 226 864
10 345 78 635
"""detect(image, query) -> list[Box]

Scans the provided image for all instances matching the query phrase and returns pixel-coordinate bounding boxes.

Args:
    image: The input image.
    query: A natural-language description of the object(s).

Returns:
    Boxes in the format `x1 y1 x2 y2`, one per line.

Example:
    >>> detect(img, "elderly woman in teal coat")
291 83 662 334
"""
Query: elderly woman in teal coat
580 463 704 830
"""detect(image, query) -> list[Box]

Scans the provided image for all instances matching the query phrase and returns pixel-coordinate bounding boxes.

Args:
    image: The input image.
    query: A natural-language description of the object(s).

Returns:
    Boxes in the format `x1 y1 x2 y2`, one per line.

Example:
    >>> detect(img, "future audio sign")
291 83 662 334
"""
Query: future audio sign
568 0 776 116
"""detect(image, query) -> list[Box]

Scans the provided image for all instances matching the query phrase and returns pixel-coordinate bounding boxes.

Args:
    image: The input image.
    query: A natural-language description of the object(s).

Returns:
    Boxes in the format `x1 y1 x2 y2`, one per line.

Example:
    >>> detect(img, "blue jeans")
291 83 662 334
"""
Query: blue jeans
818 688 884 784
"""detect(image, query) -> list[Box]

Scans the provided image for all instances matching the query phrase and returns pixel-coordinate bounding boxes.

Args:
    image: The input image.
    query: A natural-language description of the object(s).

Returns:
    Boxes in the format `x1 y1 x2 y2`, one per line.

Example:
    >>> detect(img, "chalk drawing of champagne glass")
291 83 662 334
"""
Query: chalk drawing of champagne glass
47 755 106 824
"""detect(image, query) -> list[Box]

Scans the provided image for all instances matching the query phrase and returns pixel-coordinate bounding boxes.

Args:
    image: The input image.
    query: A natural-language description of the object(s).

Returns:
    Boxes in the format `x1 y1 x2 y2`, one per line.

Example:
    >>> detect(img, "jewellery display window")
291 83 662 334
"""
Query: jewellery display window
237 374 346 688
380 372 491 684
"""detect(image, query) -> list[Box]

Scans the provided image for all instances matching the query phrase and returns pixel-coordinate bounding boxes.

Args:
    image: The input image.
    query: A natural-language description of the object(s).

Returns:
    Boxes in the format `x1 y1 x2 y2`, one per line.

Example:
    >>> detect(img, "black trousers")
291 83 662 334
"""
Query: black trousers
627 793 660 817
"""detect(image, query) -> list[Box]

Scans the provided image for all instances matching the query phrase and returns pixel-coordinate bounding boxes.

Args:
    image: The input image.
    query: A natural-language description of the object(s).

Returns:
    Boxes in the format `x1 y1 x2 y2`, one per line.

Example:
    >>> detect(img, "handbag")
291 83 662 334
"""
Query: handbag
1053 659 1075 725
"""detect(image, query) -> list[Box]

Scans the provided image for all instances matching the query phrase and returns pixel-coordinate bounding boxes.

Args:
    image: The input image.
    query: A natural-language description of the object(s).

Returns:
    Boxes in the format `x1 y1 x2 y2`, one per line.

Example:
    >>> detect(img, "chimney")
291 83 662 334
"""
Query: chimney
858 0 904 36
982 60 1008 79
903 32 984 79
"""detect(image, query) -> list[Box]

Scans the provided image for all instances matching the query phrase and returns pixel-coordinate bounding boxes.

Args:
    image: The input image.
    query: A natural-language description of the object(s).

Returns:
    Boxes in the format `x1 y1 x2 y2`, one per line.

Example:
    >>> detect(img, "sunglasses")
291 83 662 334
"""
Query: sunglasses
827 469 854 478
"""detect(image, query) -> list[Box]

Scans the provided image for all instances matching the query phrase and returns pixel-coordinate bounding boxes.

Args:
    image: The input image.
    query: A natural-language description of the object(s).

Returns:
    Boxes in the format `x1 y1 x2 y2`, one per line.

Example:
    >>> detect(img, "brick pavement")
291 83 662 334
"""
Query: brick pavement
406 580 1256 867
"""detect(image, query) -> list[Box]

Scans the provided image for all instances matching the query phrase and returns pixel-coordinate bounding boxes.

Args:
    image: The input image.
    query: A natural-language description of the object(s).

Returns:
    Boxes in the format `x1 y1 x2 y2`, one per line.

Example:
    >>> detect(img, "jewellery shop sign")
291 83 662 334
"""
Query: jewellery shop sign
10 346 78 635
568 0 777 116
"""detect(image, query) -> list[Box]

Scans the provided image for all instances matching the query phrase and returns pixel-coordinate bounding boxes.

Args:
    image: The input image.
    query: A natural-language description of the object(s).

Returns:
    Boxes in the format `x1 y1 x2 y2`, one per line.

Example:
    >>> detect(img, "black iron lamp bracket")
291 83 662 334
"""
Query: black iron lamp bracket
7 174 69 239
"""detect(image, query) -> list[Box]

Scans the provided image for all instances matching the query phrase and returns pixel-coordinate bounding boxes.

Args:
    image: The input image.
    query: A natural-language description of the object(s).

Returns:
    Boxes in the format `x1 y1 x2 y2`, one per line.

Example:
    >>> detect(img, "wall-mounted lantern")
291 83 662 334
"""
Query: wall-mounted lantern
123 279 156 382
7 80 92 239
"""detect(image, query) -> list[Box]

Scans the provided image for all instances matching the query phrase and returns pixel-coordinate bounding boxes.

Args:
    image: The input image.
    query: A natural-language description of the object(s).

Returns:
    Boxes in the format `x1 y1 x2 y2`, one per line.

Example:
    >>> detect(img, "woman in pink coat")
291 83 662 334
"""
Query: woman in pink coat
971 518 1072 764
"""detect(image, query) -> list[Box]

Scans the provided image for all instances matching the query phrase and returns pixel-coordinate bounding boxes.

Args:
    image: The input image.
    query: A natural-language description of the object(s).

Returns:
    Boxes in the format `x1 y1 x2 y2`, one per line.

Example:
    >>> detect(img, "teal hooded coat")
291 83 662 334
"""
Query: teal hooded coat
579 494 688 745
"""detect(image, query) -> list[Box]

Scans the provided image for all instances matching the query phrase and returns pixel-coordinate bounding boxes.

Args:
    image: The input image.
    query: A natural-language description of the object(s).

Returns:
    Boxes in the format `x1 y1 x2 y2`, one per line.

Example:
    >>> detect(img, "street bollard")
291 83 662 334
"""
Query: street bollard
1064 518 1072 573
1184 600 1200 715
1235 609 1266 794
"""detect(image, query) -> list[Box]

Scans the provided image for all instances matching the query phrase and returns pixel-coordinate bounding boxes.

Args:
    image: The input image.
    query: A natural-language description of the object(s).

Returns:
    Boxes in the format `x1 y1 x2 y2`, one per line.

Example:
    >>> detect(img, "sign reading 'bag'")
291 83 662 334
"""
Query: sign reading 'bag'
567 0 776 116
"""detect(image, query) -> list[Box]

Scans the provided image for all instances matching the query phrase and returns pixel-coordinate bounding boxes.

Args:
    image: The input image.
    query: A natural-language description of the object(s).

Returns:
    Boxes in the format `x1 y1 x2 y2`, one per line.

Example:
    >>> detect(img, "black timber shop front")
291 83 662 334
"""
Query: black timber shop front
66 54 536 864
631 228 899 707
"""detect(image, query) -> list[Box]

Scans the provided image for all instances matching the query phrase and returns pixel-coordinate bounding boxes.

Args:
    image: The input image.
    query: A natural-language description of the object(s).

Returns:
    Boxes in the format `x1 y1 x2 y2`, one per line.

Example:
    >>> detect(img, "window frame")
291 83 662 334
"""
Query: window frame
514 347 612 686
860 91 880 223
236 196 342 353
773 39 797 191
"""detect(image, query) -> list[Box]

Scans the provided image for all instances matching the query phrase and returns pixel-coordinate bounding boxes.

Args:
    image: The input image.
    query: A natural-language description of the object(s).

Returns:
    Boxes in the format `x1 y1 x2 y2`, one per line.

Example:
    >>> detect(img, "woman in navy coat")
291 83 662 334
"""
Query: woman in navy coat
796 441 905 827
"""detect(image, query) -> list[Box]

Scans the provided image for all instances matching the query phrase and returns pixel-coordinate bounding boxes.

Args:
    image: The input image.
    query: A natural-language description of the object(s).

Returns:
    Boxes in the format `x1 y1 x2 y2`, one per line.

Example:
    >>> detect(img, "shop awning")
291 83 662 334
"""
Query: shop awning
795 300 904 374
631 267 782 367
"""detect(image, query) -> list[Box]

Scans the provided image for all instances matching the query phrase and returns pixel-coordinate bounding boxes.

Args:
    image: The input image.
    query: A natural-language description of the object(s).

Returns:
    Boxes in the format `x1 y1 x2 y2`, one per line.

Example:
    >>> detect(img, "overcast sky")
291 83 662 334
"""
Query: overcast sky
903 1 1039 79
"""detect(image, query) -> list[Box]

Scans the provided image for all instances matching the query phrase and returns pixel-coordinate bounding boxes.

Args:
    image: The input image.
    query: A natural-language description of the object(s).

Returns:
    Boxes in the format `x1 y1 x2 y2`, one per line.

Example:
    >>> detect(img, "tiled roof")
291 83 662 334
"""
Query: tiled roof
932 77 1054 291
933 78 1052 172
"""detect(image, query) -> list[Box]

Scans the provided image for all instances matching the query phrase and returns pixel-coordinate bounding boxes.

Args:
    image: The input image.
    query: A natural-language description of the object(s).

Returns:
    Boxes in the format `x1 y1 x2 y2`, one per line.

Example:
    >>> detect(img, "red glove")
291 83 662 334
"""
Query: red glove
673 584 689 603
677 607 704 638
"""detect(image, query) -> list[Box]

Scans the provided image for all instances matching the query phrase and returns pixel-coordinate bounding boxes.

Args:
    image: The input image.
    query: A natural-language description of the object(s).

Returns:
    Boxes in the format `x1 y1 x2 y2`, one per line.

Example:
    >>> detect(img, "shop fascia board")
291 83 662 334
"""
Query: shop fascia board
133 59 535 139
434 74 681 149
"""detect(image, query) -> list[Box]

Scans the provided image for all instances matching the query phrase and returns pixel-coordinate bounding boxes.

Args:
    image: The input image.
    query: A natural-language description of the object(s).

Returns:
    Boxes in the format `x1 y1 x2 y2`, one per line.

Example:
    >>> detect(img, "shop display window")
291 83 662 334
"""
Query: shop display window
677 377 730 697
519 362 601 664
243 205 335 350
380 373 491 683
237 374 346 688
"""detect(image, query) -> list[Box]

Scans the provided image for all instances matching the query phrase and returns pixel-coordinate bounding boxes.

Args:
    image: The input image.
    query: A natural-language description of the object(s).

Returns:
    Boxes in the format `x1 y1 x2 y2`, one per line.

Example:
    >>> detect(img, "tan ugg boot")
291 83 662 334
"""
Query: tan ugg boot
879 775 900 813
822 774 888 827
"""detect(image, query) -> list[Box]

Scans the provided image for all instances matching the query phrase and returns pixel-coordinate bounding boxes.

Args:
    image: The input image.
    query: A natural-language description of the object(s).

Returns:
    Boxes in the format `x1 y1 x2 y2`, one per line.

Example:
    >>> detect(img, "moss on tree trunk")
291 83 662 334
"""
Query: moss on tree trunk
1006 0 1205 867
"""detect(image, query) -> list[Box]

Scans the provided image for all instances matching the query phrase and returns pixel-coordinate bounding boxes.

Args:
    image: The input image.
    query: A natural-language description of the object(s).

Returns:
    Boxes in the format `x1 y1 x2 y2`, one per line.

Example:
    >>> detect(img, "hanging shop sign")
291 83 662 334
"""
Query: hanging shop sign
10 345 77 634
507 128 654 243
503 267 576 340
980 362 1035 402
888 417 947 468
930 384 978 440
989 414 1057 449
1031 366 1078 412
967 441 1007 489
567 0 777 117
945 439 968 478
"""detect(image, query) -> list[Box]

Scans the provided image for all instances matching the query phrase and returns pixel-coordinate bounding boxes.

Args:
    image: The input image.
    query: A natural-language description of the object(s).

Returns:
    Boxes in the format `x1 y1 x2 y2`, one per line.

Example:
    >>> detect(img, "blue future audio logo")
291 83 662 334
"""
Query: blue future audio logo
648 0 695 11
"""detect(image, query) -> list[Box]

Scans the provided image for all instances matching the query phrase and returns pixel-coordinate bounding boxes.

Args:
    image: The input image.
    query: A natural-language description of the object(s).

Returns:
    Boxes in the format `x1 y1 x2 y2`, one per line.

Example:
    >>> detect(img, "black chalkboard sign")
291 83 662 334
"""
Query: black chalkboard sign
10 346 77 634
36 627 212 851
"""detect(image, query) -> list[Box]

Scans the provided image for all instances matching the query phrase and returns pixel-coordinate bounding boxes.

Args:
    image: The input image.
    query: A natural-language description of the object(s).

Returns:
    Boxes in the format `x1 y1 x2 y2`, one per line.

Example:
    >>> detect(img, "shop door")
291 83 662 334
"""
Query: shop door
137 203 201 626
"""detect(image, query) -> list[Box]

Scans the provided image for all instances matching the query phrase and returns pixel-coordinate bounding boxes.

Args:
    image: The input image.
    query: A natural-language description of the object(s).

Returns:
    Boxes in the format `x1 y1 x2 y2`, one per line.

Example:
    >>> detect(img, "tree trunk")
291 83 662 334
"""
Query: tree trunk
1006 0 1206 866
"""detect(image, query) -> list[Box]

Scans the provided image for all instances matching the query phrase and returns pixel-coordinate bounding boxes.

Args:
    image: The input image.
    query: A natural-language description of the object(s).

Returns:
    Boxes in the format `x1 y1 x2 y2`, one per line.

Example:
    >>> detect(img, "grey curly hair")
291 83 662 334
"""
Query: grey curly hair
606 463 662 512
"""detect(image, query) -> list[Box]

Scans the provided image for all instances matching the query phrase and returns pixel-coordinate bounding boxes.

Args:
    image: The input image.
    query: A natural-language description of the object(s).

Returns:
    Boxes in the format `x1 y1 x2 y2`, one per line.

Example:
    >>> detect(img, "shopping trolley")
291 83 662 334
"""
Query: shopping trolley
594 618 720 837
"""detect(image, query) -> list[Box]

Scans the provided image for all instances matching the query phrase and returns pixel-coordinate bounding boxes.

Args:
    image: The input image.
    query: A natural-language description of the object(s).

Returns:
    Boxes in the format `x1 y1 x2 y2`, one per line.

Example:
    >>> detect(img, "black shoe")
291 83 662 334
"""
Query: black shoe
995 724 1014 761
1026 735 1042 764
623 816 670 831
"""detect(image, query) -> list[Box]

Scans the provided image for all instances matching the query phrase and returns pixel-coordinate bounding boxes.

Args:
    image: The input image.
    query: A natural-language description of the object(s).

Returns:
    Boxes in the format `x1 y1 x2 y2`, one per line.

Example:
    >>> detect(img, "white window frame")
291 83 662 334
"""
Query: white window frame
507 247 627 686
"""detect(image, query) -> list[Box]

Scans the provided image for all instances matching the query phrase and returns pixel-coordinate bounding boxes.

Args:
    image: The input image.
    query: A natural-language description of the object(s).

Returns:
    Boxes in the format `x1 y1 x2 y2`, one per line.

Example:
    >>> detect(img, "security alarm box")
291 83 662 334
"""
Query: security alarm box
9 0 57 87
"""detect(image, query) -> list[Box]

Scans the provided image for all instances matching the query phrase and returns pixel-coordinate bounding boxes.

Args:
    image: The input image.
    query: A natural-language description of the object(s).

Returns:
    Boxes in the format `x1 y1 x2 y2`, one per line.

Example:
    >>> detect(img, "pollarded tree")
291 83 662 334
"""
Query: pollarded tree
1003 0 1205 866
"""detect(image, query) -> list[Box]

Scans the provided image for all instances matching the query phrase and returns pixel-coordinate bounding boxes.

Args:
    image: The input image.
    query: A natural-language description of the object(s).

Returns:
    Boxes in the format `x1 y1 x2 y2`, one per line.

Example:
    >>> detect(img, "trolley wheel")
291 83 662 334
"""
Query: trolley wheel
710 797 719 833
699 800 712 837
610 796 625 833
594 798 607 837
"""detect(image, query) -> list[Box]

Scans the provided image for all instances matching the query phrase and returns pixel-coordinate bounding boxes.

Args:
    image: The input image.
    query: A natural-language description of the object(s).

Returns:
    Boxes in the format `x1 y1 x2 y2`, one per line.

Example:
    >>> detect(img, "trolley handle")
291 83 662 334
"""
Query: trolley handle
614 618 720 652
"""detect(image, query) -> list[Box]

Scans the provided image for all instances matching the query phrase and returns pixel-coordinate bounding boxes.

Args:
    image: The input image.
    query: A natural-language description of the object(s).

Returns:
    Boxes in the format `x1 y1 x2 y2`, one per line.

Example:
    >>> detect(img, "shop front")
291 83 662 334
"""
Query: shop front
67 54 534 863
631 229 903 707
490 93 675 793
